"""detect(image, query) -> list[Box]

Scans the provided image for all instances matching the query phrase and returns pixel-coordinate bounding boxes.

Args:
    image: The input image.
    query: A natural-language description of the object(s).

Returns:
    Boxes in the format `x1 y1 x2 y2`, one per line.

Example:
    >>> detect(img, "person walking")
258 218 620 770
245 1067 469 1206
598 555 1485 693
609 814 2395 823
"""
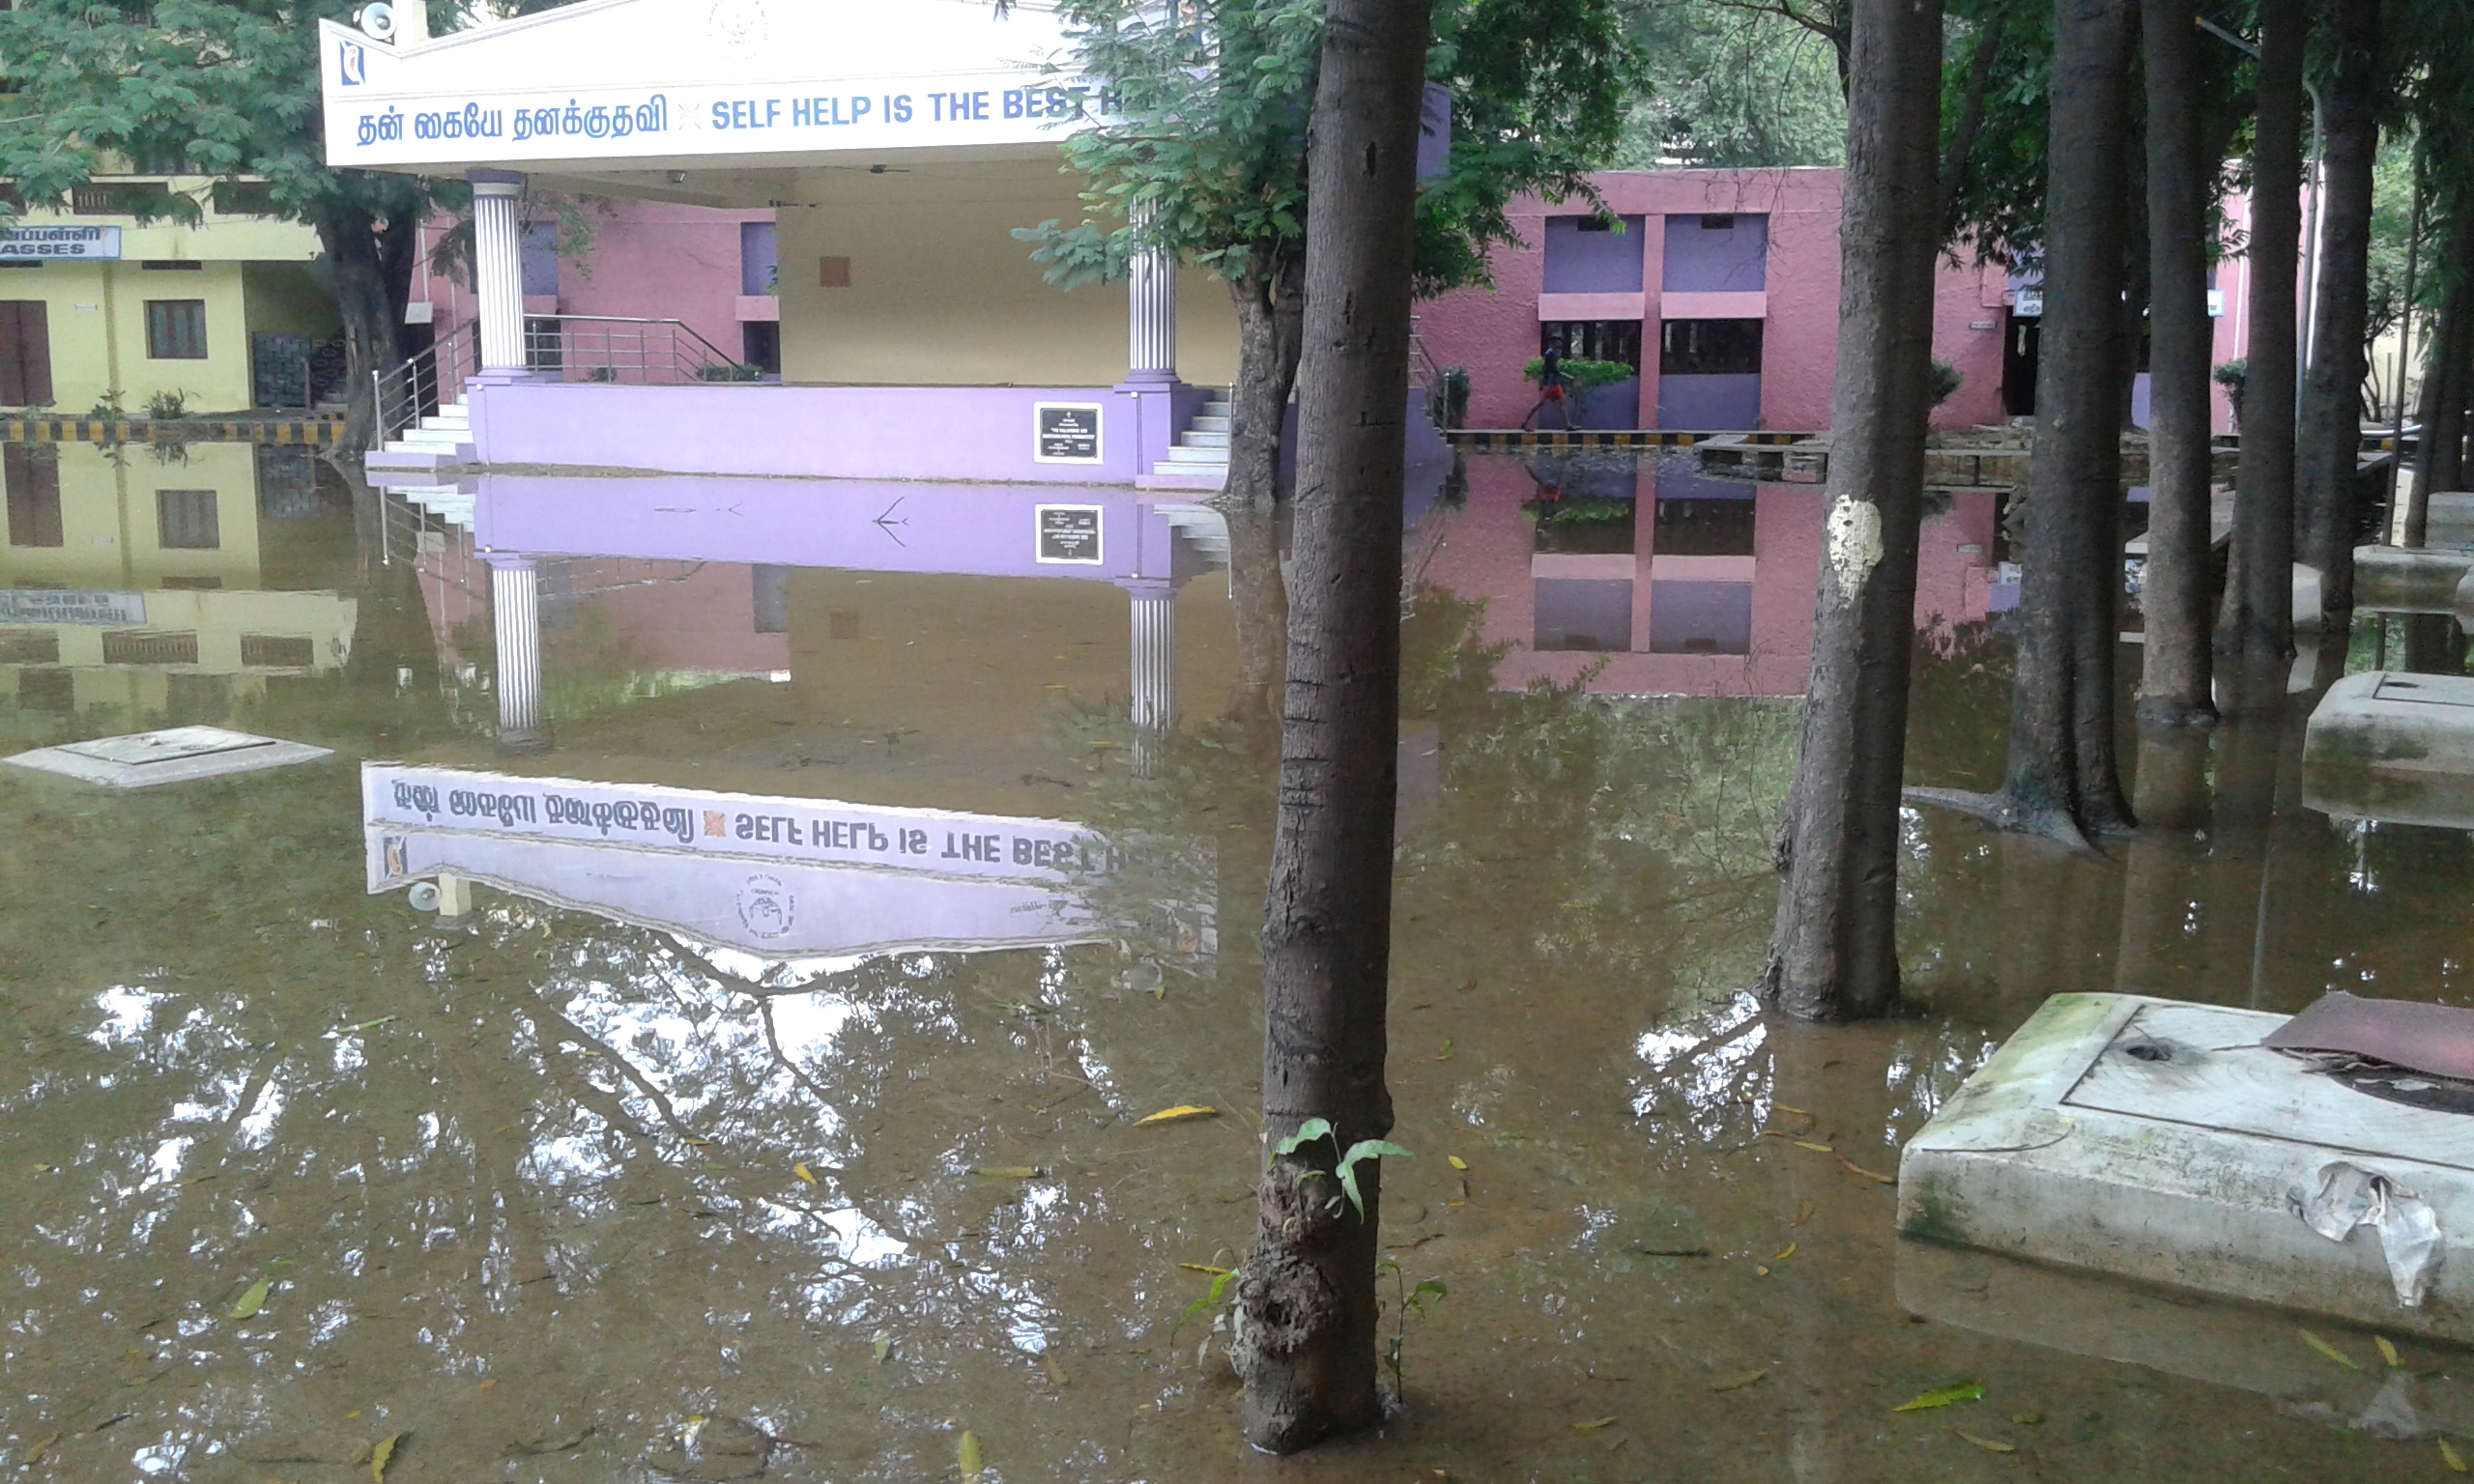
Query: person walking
1522 340 1574 431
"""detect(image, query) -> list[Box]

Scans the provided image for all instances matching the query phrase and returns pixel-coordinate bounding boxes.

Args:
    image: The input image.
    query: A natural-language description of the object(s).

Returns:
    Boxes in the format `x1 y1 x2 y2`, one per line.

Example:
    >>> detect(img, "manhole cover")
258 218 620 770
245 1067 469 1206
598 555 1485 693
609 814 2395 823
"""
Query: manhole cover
7 728 332 789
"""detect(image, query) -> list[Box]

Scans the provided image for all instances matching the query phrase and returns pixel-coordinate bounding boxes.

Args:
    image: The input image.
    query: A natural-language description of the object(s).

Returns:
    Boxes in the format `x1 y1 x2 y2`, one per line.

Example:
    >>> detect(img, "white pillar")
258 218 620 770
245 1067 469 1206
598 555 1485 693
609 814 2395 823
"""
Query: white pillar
471 173 527 374
1127 581 1176 773
489 554 548 752
1126 227 1177 385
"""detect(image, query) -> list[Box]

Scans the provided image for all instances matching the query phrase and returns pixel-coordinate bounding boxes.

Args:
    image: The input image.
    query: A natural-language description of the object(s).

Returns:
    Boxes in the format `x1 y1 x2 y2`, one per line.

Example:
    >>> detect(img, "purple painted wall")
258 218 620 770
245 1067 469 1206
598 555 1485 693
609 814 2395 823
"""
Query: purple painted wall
1661 214 1769 292
1541 215 1647 293
1656 374 1763 429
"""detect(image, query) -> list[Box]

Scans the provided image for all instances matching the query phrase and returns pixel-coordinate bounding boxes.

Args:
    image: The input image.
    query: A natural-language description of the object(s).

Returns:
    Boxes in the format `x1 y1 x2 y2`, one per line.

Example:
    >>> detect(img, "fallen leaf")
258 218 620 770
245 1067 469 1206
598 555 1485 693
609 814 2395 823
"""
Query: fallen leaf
1955 1429 2015 1454
2299 1328 2363 1371
229 1278 272 1320
1448 1156 1469 1171
959 1429 983 1481
503 1425 593 1456
1135 1105 1217 1127
33 1162 52 1172
1774 1103 1812 1117
972 1166 1041 1179
1177 1263 1234 1275
1772 1243 1797 1261
2011 1412 2043 1425
2443 1437 2468 1472
333 1015 397 1035
2375 1334 2402 1368
1793 1141 1834 1154
794 1162 818 1185
23 1432 60 1464
1043 1351 1069 1387
1571 1415 1617 1431
1435 1040 1452 1061
1891 1382 1984 1413
1837 1156 1896 1184
873 1329 892 1363
1710 1370 1767 1393
1795 1201 1812 1226
370 1431 401 1481
478 1378 497 1392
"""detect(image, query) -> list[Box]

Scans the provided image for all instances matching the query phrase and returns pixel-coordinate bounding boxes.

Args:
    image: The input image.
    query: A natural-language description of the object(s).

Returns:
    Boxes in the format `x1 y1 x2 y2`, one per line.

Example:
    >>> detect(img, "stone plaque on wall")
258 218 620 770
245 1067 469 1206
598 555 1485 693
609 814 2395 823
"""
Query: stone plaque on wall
1034 505 1103 564
1033 402 1103 464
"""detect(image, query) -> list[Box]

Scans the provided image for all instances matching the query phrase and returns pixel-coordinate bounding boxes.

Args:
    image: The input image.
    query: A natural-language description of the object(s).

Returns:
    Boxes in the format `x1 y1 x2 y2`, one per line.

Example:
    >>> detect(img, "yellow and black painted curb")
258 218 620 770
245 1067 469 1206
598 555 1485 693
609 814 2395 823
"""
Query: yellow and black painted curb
1 418 344 446
1445 429 1816 449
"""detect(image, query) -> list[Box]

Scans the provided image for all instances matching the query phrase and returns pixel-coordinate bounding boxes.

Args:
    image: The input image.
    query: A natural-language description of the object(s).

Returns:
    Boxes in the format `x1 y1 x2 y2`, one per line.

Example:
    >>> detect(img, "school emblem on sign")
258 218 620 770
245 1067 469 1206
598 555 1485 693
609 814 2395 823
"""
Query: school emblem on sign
707 0 771 53
735 873 795 940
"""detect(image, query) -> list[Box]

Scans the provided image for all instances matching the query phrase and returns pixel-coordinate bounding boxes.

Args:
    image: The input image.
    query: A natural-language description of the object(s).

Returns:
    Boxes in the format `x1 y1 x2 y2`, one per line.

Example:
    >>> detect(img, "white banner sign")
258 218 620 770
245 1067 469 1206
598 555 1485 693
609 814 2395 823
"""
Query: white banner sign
0 226 121 262
0 589 146 625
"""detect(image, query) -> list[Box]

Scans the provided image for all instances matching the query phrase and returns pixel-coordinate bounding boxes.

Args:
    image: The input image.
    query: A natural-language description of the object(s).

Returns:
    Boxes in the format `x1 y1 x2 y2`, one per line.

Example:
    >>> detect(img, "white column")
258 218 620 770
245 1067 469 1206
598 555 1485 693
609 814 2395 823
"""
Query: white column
1127 581 1176 773
470 173 527 374
489 554 548 752
1126 226 1177 385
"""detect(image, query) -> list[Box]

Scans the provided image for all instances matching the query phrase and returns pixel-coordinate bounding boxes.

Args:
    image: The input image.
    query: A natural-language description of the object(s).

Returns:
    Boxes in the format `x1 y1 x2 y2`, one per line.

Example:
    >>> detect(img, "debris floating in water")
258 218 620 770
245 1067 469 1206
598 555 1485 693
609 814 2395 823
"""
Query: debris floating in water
1891 1382 1984 1413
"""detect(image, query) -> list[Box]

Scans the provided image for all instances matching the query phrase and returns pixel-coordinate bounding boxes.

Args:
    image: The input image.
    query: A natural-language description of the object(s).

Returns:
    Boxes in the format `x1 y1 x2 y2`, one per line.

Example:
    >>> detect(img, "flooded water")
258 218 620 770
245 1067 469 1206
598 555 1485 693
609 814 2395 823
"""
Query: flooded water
1 440 2468 1480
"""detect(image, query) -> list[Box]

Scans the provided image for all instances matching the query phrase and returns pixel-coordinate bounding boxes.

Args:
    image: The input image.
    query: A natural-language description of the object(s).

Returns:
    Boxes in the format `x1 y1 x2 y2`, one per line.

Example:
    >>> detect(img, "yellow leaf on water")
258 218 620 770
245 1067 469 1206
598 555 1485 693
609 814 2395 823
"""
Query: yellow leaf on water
2375 1334 2402 1368
1448 1156 1469 1171
370 1431 401 1481
228 1278 271 1320
1892 1381 1984 1413
2300 1329 2363 1371
2012 1412 2043 1425
793 1163 817 1185
1177 1263 1233 1275
959 1429 982 1481
1795 1201 1812 1226
1838 1156 1897 1184
1794 1141 1835 1154
873 1329 892 1363
1710 1370 1767 1393
1571 1415 1617 1431
1773 1104 1812 1117
1955 1430 2015 1454
1134 1105 1217 1127
1755 1266 1770 1276
2442 1437 2468 1472
1773 1243 1797 1261
972 1166 1041 1179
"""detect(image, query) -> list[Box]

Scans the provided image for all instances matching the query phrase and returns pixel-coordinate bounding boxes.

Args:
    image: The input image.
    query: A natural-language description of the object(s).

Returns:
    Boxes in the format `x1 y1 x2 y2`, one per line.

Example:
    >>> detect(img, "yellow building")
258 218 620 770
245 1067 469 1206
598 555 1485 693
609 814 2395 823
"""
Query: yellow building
0 441 358 719
0 176 339 415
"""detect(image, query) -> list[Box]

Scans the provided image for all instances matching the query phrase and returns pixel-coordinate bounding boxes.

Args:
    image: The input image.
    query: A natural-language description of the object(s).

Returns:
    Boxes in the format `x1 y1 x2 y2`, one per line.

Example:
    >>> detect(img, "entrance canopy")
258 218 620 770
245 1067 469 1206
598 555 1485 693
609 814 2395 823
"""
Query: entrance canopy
320 0 1094 198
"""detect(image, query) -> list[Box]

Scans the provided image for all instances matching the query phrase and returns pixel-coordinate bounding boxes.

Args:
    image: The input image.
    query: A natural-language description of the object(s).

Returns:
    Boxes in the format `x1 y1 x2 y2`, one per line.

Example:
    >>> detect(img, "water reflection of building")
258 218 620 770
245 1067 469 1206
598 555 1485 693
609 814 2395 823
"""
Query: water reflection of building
1423 454 1999 696
380 472 1229 763
0 442 357 717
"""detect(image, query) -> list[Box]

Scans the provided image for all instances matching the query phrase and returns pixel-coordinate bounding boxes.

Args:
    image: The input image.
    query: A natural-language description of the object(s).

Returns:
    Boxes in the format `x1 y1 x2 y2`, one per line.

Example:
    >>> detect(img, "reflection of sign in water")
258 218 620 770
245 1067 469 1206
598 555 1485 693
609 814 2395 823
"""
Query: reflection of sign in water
1034 403 1103 464
0 226 120 262
1035 505 1104 565
361 763 1208 959
0 589 146 625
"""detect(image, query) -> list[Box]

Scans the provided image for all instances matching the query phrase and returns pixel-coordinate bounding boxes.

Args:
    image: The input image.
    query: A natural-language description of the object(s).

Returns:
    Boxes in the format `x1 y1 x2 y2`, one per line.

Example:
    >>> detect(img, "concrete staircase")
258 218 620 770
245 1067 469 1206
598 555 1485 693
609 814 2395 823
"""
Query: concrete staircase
367 399 474 473
387 480 476 530
1155 396 1232 483
1155 502 1231 566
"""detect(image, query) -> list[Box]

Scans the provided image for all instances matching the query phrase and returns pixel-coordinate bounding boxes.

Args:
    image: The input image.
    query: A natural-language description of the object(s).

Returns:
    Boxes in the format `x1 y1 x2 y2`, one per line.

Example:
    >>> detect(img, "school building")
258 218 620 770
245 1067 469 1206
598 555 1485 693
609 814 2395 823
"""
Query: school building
0 177 342 415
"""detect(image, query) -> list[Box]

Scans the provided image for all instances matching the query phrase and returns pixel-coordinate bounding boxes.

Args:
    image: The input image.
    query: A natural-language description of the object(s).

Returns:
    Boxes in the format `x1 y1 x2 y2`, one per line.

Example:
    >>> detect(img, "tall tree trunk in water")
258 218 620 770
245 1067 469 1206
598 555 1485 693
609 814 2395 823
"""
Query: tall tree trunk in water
2216 0 2305 661
2409 207 2474 544
318 201 403 456
1996 0 2138 841
2136 0 2217 727
1760 0 1943 1022
1223 249 1307 742
1232 0 1431 1453
2295 0 2383 613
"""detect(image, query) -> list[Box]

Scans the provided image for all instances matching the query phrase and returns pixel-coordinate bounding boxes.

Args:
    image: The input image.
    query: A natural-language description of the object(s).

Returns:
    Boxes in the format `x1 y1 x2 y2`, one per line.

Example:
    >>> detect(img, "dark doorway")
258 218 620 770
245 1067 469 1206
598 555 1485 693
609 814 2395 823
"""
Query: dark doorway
2002 312 2040 417
0 300 52 406
742 321 781 375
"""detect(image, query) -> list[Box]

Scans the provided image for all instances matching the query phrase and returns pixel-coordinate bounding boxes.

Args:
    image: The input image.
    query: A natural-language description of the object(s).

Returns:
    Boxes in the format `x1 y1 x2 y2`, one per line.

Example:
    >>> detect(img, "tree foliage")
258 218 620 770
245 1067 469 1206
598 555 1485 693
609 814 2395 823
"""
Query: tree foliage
1613 0 1847 169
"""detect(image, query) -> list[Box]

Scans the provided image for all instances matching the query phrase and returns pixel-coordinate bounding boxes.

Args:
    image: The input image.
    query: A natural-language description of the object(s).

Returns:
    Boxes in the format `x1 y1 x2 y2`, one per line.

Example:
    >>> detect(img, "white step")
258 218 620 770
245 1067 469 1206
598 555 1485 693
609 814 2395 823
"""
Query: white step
1162 445 1228 467
1178 431 1231 449
1198 401 1232 416
1189 415 1231 433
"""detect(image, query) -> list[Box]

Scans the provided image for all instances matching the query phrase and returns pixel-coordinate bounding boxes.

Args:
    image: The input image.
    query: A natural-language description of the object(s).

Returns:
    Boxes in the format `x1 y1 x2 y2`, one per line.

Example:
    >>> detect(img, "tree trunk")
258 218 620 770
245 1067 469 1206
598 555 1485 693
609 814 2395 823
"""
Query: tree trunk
317 201 403 455
2216 0 2305 661
1937 7 2007 227
1222 250 1307 739
1995 0 2138 841
2135 0 2217 727
1233 0 1431 1453
2294 0 2382 614
2409 207 2474 544
1760 0 1943 1022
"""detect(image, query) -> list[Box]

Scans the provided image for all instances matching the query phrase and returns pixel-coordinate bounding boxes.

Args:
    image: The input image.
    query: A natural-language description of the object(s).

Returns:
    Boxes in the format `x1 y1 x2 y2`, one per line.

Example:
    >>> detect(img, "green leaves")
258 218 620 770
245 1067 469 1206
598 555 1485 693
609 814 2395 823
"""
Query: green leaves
1268 1119 1406 1221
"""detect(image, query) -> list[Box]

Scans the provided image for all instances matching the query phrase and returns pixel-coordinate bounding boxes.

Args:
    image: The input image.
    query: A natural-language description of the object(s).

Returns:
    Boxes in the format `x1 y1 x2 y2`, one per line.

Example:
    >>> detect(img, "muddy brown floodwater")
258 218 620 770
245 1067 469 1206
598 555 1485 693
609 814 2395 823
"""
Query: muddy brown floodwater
0 444 2467 1480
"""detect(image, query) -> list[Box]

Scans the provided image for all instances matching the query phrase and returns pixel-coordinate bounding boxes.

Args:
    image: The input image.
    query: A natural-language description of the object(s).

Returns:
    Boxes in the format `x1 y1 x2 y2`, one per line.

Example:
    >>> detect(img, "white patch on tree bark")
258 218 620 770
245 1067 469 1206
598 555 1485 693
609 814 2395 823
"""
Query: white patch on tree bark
1826 497 1884 597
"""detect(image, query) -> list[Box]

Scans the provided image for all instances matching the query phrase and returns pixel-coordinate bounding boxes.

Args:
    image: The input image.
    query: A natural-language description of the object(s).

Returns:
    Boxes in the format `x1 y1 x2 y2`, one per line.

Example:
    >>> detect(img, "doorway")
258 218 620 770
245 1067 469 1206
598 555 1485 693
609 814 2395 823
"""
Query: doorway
0 300 53 407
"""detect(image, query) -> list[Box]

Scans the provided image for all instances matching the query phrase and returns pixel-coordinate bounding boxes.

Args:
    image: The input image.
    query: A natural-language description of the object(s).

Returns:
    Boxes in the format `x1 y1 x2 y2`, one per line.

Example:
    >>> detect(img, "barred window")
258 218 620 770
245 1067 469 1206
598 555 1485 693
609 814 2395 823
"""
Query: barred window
145 300 208 359
157 488 219 550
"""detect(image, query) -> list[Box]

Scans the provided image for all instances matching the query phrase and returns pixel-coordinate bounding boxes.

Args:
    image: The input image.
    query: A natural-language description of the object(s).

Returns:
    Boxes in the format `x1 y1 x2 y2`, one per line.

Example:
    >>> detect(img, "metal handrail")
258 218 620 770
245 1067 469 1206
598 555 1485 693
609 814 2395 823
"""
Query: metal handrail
374 317 479 445
521 315 755 385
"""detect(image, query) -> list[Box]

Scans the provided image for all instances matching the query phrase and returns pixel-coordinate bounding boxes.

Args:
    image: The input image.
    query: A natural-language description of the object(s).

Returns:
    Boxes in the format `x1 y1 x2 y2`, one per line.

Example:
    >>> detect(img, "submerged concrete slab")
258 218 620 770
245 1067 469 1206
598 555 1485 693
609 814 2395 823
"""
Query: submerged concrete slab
1900 992 2474 1342
4 727 333 789
2306 671 2474 827
2355 545 2474 612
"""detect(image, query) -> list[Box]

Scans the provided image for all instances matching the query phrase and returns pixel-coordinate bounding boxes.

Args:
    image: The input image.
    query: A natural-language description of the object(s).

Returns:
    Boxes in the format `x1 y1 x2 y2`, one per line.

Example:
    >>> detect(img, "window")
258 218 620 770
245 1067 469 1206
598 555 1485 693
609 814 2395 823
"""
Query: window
14 670 73 712
159 575 222 590
0 630 58 664
1540 320 1642 372
157 488 219 550
740 220 779 295
1700 214 1736 231
521 221 560 298
146 300 209 359
101 630 200 666
241 634 315 668
211 180 278 216
1541 214 1645 294
4 443 60 547
1660 319 1764 377
72 181 170 215
140 260 203 271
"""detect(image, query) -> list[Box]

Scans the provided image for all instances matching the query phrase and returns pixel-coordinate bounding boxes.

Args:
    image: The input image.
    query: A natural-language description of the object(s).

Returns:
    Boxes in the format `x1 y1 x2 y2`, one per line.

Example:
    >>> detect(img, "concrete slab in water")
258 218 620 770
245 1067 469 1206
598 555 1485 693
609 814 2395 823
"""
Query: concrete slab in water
1900 991 2474 1341
2355 545 2474 612
4 727 333 789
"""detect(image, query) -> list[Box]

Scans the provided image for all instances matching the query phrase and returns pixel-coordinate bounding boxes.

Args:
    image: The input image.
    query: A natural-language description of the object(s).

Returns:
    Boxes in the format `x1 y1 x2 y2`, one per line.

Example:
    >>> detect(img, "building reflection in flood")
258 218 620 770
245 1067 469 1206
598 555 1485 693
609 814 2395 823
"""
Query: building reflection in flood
1423 452 1999 695
0 442 358 720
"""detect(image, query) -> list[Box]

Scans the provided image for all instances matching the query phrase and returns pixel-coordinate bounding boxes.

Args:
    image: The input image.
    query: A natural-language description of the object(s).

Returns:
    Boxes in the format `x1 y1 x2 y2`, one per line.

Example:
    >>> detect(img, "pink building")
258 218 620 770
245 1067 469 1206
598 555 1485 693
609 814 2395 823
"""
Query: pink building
1417 167 2244 437
411 198 781 373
